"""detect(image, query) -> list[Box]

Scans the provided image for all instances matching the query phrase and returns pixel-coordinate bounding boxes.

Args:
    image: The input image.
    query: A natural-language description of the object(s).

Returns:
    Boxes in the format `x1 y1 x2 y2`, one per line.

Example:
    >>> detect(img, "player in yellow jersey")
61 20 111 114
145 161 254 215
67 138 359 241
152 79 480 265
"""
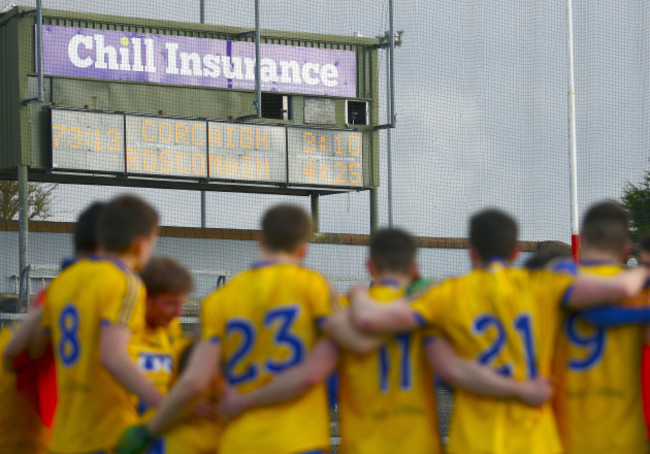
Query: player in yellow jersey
116 204 385 454
217 228 553 454
2 201 107 453
30 195 164 454
0 323 46 453
129 257 194 412
552 201 650 454
130 256 220 454
349 209 650 454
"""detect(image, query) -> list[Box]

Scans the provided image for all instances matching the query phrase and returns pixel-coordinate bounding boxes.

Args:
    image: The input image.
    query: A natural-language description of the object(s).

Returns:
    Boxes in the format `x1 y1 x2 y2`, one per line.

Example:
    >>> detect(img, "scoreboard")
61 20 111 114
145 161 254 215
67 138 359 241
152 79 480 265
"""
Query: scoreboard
0 7 380 196
51 109 365 188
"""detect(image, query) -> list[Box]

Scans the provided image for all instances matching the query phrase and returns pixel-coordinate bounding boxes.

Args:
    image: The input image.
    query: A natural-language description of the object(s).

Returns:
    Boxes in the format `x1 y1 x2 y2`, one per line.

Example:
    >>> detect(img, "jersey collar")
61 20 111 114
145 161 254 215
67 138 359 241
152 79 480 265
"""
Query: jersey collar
87 254 129 272
372 278 403 289
250 259 279 269
483 257 508 269
60 256 79 270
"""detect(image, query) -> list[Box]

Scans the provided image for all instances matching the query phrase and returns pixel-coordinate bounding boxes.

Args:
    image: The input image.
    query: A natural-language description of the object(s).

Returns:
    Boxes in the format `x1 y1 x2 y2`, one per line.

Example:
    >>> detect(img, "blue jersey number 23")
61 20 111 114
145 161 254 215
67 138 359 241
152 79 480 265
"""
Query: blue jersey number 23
473 313 538 378
225 305 305 385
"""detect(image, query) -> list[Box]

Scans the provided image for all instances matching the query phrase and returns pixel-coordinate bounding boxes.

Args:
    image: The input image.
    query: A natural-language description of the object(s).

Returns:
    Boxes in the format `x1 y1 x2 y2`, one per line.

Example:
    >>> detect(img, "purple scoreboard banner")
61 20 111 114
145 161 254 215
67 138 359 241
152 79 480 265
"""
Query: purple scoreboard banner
42 26 356 97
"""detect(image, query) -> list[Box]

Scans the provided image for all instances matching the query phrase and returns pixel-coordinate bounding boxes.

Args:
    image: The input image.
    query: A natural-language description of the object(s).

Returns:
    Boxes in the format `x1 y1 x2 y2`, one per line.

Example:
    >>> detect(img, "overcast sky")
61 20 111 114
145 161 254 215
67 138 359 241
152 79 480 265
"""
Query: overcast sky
11 0 650 248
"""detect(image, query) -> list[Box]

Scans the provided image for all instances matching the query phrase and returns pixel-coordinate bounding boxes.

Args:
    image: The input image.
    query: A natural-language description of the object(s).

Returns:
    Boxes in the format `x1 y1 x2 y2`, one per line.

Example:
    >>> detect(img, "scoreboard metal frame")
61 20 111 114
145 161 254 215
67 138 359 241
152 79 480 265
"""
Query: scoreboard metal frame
0 7 380 197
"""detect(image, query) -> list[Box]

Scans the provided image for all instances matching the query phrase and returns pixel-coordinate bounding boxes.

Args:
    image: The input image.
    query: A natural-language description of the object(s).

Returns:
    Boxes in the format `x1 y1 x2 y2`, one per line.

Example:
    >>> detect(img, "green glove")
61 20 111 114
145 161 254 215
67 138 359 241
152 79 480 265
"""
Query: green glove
114 425 154 454
406 277 436 299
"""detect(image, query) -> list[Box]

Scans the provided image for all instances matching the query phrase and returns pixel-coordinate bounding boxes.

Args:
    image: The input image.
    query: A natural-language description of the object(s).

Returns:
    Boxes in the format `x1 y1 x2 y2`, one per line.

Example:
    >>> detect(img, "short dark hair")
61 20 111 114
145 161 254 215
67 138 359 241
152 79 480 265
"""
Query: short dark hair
524 241 572 270
74 202 105 254
470 209 518 261
261 204 312 253
582 201 629 253
98 195 159 253
370 228 417 275
140 257 193 297
639 232 650 253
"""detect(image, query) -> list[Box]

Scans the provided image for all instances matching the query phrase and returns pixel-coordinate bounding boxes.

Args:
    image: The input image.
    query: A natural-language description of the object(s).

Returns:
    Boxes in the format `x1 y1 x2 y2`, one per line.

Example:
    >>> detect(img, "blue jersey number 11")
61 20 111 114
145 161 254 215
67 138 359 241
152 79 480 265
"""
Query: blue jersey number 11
377 333 412 393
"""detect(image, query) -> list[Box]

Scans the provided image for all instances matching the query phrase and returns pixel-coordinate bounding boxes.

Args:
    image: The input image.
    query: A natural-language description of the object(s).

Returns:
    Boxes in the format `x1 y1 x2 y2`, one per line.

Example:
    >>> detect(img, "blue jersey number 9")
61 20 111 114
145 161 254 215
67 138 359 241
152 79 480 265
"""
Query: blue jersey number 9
224 305 305 385
565 313 606 371
58 303 81 367
473 313 538 378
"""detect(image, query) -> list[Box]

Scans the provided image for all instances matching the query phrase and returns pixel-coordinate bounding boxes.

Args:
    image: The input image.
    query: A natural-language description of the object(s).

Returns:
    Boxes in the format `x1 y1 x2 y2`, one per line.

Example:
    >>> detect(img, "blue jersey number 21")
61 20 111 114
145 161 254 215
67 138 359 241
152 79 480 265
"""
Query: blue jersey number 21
473 313 538 378
225 305 305 385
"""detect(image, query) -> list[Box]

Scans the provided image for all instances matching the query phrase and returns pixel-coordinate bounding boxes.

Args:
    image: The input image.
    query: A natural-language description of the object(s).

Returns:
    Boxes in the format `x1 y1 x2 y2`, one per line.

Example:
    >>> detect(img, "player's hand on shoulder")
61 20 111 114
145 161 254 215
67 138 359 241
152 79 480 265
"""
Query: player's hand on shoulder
517 376 553 408
193 399 219 420
114 424 153 454
218 384 250 420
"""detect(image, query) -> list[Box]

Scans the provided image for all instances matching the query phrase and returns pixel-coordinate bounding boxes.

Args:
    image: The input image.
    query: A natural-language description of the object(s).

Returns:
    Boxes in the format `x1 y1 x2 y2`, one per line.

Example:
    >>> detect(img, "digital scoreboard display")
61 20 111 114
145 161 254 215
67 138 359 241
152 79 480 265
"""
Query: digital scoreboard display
125 116 208 178
287 128 363 187
207 122 286 183
52 110 124 173
51 109 365 189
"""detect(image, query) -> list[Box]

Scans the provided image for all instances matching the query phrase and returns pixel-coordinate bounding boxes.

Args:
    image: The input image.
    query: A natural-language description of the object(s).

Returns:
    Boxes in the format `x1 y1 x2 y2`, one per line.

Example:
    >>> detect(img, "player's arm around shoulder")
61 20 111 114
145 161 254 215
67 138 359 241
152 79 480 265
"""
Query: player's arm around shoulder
426 337 551 407
347 283 428 334
566 265 650 309
317 279 386 354
218 337 338 420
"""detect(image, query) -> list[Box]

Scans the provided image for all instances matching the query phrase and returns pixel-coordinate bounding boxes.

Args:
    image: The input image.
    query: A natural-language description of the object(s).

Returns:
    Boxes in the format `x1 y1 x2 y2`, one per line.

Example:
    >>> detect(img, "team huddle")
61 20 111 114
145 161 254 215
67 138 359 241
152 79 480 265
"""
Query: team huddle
2 195 650 454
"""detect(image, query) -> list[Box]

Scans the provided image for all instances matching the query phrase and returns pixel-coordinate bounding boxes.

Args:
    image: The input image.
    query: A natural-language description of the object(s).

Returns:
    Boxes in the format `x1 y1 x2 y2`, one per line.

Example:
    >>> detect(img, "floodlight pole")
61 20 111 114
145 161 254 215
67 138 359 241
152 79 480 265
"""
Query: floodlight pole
35 0 43 101
255 0 262 119
311 193 320 233
18 165 29 312
200 0 206 228
566 0 580 260
386 45 393 227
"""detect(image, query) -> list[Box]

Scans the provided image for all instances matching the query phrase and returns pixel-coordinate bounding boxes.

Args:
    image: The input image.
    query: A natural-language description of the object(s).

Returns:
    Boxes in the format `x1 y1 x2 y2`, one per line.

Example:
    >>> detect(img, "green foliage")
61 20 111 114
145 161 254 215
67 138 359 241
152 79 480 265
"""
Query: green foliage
0 181 57 221
621 170 650 241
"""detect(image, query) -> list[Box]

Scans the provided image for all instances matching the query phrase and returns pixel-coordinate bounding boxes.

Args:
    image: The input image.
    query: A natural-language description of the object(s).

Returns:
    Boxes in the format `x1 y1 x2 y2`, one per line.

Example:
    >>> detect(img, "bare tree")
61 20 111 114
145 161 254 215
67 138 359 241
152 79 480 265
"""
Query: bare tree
0 181 58 221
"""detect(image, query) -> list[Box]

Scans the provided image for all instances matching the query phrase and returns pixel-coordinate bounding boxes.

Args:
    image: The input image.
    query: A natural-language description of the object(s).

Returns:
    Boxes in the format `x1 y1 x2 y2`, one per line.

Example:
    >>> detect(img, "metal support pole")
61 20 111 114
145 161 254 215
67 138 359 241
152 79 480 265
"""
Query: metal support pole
200 0 207 228
385 49 394 227
35 0 43 101
388 0 395 126
18 166 29 312
255 0 262 118
311 193 320 233
566 0 579 261
370 188 379 235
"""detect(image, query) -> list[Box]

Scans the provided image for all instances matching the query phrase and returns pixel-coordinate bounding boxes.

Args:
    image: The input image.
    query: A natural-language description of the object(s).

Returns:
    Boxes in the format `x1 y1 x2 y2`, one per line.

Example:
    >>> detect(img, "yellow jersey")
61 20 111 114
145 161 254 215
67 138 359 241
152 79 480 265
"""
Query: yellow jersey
554 261 649 454
338 282 441 454
130 320 220 454
201 261 333 454
0 325 46 454
41 257 146 454
411 262 574 454
129 318 188 414
153 379 222 454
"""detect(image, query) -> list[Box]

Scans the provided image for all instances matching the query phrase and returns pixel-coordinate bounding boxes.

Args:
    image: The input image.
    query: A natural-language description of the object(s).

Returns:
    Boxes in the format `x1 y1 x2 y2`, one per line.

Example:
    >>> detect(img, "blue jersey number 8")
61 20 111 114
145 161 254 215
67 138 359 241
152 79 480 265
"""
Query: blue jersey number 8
473 313 538 378
565 313 606 371
224 305 305 385
58 303 81 367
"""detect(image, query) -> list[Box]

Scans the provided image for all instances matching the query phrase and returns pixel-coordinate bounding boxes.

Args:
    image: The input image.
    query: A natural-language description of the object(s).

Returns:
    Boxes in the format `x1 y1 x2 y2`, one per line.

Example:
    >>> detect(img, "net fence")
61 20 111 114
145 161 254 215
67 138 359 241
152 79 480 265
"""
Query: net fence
1 0 650 446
